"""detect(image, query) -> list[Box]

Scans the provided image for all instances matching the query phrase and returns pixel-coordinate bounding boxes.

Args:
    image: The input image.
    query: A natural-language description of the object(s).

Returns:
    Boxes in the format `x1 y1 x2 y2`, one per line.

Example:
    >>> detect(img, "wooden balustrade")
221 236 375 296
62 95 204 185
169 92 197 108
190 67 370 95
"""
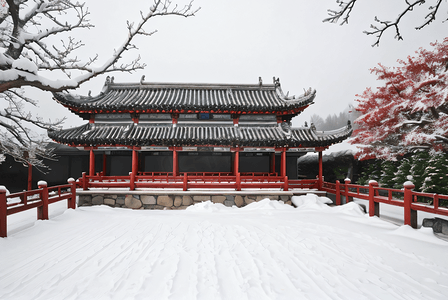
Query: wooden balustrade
1 179 77 238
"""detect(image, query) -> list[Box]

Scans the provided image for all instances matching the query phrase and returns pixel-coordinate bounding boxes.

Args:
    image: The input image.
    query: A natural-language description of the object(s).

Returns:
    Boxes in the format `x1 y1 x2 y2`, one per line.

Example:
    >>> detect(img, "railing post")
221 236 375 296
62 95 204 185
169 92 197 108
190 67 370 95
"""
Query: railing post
404 181 417 228
236 173 241 191
183 173 188 191
434 194 439 210
82 172 88 190
37 181 49 220
129 171 135 191
369 180 379 217
335 180 341 205
344 178 351 203
68 178 76 209
283 176 289 191
0 187 7 238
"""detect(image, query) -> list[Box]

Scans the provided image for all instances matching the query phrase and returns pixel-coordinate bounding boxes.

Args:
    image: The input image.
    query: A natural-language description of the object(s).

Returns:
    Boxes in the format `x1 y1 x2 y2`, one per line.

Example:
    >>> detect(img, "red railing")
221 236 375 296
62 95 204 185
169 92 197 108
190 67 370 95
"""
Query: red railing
0 179 77 237
79 172 321 192
325 179 448 228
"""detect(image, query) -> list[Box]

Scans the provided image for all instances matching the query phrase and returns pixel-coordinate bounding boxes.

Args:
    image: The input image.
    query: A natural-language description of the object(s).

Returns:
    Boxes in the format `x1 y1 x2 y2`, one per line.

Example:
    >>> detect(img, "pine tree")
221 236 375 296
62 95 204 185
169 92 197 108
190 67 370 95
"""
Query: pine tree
357 159 381 185
380 160 397 188
410 151 430 191
393 157 412 189
421 152 448 195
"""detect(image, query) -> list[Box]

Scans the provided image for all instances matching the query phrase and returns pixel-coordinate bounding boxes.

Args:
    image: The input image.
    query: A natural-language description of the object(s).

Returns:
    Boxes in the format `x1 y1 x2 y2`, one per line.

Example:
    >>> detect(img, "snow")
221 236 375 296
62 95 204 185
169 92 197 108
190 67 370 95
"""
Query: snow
1 195 447 299
12 57 38 74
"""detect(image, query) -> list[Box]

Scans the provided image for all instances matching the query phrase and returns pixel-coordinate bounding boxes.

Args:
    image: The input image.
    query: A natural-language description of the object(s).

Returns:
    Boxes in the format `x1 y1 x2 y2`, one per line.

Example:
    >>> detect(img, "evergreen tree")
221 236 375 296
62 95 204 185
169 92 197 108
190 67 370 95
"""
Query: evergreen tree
357 160 381 185
421 152 448 195
393 157 412 189
380 160 397 188
410 151 430 191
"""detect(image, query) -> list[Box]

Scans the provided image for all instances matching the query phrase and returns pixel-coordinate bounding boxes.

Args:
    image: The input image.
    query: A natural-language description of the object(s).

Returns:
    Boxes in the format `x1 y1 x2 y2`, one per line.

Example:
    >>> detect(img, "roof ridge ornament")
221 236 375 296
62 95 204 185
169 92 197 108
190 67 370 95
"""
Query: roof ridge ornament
140 75 145 84
273 77 280 87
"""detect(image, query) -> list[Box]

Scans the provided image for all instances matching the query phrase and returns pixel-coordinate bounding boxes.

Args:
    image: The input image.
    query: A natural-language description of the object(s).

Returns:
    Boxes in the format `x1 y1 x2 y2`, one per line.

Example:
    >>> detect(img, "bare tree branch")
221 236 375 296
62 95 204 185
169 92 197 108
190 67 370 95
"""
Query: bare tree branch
324 0 446 46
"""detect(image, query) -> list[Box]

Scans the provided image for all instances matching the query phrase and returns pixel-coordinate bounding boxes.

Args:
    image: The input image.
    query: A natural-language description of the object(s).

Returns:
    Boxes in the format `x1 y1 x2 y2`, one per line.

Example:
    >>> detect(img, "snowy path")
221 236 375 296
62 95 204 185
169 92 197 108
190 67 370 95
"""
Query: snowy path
1 198 447 300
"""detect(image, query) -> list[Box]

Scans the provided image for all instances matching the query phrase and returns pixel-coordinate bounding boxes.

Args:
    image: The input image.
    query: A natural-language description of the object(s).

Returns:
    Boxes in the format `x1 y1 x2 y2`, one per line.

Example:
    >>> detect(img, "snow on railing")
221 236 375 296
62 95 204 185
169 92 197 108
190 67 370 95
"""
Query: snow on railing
0 179 77 238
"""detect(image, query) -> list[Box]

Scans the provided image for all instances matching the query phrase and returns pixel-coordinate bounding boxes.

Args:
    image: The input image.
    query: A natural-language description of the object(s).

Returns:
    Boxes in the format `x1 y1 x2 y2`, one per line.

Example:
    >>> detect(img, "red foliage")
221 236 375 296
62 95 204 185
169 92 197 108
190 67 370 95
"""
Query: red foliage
351 38 448 160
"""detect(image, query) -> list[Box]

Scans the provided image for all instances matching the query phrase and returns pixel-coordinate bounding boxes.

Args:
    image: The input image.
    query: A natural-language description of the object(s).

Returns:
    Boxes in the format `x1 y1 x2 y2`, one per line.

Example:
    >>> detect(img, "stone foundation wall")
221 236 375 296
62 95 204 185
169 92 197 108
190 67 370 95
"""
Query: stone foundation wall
78 194 292 210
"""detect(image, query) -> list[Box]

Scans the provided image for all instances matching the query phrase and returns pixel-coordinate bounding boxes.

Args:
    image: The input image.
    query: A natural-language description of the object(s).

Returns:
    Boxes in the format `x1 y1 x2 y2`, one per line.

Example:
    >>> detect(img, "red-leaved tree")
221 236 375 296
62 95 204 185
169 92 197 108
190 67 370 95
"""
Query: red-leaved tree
350 37 448 160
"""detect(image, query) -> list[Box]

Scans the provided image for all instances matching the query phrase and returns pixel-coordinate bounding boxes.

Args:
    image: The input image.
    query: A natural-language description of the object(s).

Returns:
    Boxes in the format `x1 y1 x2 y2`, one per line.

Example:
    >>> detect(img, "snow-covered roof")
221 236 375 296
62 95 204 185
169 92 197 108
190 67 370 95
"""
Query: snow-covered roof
53 78 316 116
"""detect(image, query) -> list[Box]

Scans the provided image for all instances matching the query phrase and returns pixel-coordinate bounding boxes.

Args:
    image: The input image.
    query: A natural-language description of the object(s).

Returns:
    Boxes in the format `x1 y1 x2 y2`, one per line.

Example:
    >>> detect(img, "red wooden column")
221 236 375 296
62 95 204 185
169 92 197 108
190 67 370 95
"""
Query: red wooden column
280 148 286 178
89 148 95 176
233 148 239 176
130 147 139 190
233 148 241 190
318 150 323 190
172 147 179 176
27 163 32 191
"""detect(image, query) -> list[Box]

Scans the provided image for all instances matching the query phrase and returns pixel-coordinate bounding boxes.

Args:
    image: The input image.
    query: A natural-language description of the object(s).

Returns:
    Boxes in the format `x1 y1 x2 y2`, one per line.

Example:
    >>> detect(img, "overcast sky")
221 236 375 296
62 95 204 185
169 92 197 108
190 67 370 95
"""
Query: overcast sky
33 0 447 130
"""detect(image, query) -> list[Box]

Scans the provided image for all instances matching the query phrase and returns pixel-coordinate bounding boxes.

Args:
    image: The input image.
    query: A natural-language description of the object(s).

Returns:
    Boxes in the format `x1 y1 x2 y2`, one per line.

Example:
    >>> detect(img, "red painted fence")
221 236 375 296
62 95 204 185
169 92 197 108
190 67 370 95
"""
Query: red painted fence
80 172 320 191
0 179 77 237
323 179 448 228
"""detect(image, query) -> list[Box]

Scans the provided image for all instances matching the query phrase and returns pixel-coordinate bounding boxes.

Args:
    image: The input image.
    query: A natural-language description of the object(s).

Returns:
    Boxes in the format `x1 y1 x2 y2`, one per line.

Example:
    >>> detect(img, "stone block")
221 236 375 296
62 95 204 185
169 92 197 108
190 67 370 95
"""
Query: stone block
226 195 234 201
116 196 125 205
78 195 91 206
245 197 255 205
92 195 104 205
256 195 268 201
280 195 290 201
174 196 182 207
158 195 173 207
224 200 234 207
104 198 116 206
141 195 156 205
212 196 226 203
234 195 244 207
193 195 211 202
267 195 279 200
125 195 142 209
182 195 193 206
285 200 292 206
423 217 448 235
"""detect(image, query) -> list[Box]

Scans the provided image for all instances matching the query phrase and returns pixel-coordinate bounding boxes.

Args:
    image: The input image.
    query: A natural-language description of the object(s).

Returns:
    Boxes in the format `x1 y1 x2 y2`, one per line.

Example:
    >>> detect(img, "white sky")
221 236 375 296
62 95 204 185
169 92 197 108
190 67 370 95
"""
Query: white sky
31 0 447 130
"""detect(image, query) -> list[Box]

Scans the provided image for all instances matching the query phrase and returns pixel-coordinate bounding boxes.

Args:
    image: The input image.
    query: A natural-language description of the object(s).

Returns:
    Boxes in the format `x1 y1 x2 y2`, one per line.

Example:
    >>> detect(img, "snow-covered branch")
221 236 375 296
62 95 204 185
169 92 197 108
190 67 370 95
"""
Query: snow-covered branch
0 0 198 167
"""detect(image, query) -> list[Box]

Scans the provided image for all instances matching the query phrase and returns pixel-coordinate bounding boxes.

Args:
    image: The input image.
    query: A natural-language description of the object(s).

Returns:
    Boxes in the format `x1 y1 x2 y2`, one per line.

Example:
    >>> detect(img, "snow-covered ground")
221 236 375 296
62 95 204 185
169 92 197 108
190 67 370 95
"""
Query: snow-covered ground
1 195 447 300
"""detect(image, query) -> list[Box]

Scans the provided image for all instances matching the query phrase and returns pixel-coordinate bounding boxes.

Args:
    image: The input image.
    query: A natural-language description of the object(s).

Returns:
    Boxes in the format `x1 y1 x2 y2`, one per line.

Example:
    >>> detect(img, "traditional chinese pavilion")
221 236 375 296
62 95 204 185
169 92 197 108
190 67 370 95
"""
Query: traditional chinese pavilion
49 76 352 191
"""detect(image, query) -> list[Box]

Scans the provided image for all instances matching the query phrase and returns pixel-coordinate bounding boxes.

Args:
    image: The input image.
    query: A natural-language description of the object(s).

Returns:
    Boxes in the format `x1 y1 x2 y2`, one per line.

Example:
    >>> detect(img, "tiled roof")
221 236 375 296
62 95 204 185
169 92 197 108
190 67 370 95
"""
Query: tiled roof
53 79 316 116
48 122 353 148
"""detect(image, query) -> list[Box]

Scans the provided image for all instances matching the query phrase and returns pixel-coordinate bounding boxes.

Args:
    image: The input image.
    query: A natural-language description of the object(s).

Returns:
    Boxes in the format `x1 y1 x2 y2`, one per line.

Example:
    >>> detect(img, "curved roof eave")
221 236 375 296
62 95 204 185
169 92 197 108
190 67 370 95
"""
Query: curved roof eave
47 122 352 149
